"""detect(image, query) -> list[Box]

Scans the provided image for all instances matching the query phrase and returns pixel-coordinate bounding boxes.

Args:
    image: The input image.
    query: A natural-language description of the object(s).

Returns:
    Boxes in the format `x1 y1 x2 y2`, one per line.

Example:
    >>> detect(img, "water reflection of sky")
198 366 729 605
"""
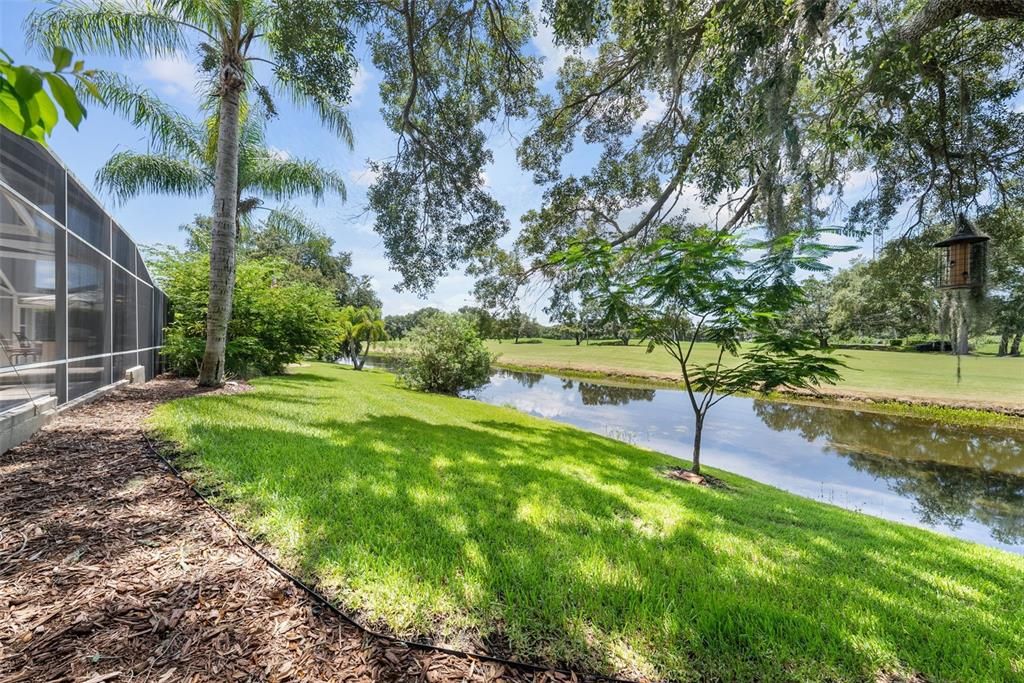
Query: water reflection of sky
470 369 1024 554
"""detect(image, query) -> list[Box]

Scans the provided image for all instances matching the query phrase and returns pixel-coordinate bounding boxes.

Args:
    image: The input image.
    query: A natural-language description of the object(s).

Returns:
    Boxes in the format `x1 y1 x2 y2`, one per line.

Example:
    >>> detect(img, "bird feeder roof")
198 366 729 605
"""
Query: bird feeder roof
933 215 991 247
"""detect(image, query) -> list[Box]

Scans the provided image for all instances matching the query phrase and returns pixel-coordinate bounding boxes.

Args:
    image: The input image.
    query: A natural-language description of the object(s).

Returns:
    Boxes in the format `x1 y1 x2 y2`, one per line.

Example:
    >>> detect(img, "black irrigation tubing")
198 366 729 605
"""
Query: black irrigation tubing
139 430 640 683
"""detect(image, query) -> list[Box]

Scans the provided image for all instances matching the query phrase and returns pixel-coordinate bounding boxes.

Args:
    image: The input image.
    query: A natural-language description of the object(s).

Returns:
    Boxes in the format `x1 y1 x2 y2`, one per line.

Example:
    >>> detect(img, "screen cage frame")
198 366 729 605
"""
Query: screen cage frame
0 127 168 416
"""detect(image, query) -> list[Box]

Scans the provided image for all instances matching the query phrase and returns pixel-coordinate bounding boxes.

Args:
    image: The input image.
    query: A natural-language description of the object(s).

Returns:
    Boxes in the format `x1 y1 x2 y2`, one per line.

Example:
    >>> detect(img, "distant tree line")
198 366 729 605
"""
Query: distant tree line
383 305 644 345
449 206 1024 357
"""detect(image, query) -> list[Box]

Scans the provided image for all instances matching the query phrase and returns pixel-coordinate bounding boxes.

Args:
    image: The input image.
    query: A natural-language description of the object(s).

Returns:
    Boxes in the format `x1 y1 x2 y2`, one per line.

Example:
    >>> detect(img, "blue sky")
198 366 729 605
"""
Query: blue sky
0 1 873 320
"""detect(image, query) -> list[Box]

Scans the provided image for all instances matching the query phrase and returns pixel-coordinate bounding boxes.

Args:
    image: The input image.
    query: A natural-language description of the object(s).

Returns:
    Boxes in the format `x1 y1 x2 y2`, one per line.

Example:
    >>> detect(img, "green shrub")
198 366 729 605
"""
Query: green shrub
905 333 942 346
398 312 492 394
153 249 341 378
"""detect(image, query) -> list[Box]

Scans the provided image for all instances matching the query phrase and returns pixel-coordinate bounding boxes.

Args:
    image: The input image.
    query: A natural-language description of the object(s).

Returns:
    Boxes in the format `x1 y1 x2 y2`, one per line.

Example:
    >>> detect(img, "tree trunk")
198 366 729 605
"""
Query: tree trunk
575 333 581 345
691 417 703 475
819 335 829 349
998 333 1009 356
1012 333 1022 356
198 59 245 387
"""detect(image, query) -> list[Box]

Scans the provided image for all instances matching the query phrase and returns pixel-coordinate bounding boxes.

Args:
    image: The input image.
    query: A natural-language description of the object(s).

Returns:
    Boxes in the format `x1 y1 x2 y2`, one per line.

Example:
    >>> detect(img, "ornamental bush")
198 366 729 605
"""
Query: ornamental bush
398 312 492 394
152 248 341 378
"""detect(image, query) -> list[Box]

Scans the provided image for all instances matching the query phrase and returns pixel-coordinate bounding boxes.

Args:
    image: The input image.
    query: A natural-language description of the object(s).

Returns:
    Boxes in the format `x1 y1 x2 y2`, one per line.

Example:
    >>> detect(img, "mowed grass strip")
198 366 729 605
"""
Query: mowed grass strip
150 363 1024 682
481 338 1024 407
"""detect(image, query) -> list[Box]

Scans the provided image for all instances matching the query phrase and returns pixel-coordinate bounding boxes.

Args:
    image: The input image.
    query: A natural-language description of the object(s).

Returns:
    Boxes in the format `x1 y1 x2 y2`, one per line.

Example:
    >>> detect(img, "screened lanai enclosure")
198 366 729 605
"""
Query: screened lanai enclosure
0 127 166 415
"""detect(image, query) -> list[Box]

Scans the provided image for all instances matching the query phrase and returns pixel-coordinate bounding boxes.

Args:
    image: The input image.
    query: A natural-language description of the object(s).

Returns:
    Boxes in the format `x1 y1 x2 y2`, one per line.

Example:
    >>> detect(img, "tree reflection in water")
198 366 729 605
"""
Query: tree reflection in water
753 401 1024 543
503 370 545 389
504 372 657 406
576 381 655 406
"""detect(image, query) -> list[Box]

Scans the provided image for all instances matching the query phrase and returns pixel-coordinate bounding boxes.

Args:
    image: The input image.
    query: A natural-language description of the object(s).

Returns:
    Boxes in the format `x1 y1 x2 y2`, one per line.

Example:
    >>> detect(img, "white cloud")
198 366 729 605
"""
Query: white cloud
342 244 481 316
531 1 595 80
267 146 291 160
844 169 874 193
139 52 201 101
348 166 380 186
609 184 716 230
351 63 372 101
634 95 667 130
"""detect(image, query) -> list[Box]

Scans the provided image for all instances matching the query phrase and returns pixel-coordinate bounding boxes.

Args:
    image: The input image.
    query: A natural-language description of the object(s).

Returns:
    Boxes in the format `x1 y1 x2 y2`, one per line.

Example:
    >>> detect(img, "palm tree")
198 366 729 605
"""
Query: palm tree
89 73 346 234
340 306 387 370
30 1 355 386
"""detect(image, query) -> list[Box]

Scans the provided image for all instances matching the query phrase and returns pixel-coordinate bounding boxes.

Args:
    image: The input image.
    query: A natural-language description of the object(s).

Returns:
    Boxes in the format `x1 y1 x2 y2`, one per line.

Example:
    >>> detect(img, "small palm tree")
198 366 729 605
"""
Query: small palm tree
340 306 387 370
89 73 346 234
30 0 356 386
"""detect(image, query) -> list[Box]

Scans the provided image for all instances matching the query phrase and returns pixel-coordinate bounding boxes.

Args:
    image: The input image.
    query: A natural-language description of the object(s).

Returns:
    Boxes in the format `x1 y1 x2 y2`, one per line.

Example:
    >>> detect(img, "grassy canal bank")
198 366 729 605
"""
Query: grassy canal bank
150 363 1024 682
482 339 1024 411
371 339 1024 427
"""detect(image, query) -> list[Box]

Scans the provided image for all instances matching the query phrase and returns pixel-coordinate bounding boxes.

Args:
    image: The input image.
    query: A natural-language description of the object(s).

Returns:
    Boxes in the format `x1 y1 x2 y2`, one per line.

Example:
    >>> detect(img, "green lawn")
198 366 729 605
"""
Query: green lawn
150 363 1024 682
481 339 1024 407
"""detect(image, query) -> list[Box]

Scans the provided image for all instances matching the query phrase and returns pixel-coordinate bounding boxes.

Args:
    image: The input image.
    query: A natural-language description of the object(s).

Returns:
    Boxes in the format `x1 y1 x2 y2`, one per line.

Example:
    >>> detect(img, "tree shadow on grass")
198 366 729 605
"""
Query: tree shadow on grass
2 376 559 683
161 372 1024 682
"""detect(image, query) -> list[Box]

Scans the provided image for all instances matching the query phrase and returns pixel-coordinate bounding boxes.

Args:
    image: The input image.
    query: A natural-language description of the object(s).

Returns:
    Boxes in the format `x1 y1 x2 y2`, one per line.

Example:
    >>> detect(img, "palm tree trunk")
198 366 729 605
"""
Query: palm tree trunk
199 61 245 387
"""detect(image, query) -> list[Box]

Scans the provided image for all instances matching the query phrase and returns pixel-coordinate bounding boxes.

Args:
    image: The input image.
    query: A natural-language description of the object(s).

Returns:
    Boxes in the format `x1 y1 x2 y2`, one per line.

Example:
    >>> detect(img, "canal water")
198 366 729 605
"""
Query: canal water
359 359 1024 553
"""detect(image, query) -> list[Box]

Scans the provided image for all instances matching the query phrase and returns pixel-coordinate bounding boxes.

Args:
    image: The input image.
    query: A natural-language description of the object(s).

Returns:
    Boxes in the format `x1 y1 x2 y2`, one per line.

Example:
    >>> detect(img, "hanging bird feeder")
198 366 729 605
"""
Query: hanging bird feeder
934 215 990 290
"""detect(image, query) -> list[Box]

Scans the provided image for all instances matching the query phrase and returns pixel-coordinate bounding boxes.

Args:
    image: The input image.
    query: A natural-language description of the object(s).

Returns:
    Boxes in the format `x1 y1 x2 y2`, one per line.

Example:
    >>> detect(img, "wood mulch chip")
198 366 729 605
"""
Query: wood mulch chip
661 468 729 490
0 378 575 682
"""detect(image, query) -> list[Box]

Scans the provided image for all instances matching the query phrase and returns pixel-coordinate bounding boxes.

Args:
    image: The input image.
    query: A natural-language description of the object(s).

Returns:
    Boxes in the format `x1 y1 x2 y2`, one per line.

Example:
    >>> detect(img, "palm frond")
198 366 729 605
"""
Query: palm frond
164 0 231 29
85 71 204 158
96 151 210 202
313 99 354 149
238 0 276 34
27 1 191 59
243 154 347 203
202 97 267 166
274 79 354 149
262 203 321 241
238 196 263 216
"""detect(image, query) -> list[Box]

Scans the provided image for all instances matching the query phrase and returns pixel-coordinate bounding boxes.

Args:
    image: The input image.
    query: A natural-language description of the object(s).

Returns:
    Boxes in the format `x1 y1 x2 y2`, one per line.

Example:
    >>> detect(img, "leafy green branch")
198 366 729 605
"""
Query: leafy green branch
0 46 98 143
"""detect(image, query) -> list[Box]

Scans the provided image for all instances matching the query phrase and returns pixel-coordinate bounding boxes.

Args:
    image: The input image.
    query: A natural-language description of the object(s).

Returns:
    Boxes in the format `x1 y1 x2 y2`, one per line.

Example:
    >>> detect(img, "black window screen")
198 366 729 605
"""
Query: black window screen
68 234 109 359
68 356 110 401
0 127 165 416
112 351 137 384
67 180 108 253
112 223 135 273
112 266 137 353
137 281 154 349
0 364 57 413
0 187 58 368
0 133 61 219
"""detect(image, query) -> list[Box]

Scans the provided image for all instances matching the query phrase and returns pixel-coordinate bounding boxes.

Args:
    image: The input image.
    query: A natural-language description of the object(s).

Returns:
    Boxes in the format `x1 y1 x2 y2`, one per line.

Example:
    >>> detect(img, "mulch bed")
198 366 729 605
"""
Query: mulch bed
661 468 730 490
0 378 575 682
